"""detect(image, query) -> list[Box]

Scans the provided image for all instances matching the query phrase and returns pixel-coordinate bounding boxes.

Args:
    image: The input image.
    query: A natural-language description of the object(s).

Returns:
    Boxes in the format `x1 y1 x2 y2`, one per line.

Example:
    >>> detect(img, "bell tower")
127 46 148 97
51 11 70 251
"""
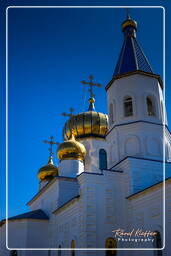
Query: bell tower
106 14 170 168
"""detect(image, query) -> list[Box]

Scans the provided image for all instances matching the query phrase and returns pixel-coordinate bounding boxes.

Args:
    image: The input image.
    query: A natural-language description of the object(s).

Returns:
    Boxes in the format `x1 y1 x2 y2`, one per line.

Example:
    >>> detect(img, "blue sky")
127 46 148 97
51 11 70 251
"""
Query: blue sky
0 0 171 219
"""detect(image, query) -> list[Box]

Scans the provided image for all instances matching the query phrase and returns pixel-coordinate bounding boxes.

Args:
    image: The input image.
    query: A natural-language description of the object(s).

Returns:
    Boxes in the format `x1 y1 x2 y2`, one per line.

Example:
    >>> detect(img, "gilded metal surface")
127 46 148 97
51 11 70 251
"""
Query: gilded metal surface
122 19 137 30
91 111 100 134
63 111 108 140
57 135 86 161
38 163 58 181
84 112 92 134
99 112 108 135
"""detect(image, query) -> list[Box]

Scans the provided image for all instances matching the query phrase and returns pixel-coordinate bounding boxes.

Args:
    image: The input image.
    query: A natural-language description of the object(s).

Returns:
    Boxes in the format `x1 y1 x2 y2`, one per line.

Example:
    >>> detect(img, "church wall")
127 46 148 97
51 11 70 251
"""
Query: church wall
8 220 28 249
126 179 171 255
50 198 80 255
77 171 128 252
80 138 108 173
29 180 59 215
107 122 164 168
0 224 9 256
29 178 79 218
113 157 166 194
26 220 49 248
107 74 164 127
106 73 168 167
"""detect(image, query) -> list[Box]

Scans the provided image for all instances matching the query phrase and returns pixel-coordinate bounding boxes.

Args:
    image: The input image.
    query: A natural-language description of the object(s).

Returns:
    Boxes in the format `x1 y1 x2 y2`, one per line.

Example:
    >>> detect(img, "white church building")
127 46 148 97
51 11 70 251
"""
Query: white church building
1 13 171 256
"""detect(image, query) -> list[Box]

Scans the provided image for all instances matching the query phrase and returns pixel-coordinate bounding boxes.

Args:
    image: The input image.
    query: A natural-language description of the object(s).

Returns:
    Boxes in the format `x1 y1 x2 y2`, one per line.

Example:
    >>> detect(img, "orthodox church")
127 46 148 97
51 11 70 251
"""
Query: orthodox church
1 13 171 256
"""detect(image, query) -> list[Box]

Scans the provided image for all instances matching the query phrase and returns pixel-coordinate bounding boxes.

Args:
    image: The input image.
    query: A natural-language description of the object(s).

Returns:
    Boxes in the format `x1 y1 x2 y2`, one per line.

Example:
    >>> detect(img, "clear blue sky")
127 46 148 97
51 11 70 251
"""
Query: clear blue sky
0 0 171 219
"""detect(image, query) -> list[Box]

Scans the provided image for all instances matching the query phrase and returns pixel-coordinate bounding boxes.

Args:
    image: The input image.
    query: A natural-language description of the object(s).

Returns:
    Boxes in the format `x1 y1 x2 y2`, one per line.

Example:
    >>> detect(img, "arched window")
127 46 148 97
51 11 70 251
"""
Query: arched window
10 251 17 256
109 103 114 125
146 96 155 116
154 231 162 256
124 97 133 117
71 240 75 256
58 245 62 256
99 149 107 169
105 237 117 256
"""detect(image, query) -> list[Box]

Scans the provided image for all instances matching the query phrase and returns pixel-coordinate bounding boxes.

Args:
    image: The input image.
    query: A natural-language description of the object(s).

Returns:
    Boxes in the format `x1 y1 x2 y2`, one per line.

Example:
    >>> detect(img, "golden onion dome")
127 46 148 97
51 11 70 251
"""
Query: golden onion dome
63 98 108 140
38 156 58 181
57 133 86 161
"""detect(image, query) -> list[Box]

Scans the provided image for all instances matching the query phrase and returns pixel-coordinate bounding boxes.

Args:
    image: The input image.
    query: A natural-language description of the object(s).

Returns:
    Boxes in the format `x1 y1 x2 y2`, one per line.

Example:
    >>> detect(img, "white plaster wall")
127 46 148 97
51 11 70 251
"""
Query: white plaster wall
107 122 165 168
80 138 108 173
125 179 171 255
26 220 49 248
111 157 169 195
107 74 165 127
58 160 84 177
106 74 169 167
8 220 28 249
29 179 59 216
50 198 80 256
0 224 9 256
29 177 79 218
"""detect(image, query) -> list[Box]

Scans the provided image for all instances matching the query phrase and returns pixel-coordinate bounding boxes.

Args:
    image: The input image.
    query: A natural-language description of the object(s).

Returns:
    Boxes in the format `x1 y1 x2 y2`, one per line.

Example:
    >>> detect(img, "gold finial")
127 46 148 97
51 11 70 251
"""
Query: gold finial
62 107 74 118
43 136 59 163
48 155 53 165
70 129 76 141
81 75 101 110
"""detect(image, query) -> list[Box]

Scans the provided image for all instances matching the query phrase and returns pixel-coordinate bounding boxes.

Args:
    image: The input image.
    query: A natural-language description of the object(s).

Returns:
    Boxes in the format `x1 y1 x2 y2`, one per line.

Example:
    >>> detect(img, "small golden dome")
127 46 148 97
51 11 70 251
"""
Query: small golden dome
57 133 86 161
38 156 58 181
122 18 137 31
63 98 108 140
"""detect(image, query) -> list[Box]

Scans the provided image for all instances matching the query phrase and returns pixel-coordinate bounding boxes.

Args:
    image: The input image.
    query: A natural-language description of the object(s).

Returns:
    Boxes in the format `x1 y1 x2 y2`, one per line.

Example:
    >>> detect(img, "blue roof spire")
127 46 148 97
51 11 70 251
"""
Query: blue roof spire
113 14 153 76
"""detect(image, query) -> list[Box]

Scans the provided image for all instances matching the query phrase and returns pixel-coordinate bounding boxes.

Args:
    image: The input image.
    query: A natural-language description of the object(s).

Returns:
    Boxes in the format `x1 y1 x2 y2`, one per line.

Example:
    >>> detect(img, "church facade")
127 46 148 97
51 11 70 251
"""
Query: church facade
1 13 171 256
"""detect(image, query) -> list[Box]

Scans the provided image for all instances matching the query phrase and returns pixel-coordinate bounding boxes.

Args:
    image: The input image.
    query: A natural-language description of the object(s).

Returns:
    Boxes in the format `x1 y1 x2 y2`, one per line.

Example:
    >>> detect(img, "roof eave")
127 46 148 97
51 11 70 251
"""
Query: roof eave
105 70 163 91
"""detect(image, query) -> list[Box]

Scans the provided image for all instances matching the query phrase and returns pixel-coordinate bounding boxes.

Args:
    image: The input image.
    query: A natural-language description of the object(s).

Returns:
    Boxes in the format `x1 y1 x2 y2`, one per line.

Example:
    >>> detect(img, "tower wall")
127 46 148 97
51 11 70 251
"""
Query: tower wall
80 138 108 173
106 74 168 167
107 74 165 127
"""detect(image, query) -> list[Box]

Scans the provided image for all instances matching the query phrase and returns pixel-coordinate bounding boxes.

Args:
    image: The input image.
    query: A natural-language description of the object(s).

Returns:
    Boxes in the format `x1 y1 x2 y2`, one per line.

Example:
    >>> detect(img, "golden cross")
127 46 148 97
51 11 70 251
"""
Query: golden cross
62 108 74 117
43 136 59 156
126 7 131 19
61 107 74 118
81 75 101 99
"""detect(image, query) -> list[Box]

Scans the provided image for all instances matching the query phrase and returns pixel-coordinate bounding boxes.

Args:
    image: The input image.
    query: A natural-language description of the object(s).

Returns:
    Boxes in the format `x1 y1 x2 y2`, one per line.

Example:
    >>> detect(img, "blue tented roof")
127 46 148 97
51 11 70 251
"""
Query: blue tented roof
114 19 153 76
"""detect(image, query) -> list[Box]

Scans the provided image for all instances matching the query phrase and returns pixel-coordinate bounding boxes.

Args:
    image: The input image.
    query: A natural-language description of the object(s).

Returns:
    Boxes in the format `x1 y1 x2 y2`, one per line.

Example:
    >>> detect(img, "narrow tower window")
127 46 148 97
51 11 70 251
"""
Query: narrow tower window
147 96 155 116
109 103 114 125
105 237 117 256
99 149 107 169
124 97 133 117
71 240 75 256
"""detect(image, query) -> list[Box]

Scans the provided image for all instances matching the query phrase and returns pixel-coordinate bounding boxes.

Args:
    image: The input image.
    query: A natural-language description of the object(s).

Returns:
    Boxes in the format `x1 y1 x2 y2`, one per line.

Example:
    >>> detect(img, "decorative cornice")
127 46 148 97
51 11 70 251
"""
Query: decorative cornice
105 70 163 91
109 155 170 170
107 120 165 137
53 195 80 214
27 176 77 206
126 177 171 199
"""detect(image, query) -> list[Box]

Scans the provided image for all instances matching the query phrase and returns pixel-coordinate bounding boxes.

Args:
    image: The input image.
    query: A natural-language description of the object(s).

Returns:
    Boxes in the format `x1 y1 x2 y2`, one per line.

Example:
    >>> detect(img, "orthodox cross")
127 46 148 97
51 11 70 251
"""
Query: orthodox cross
126 7 131 19
43 136 59 156
81 75 101 99
61 107 74 118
